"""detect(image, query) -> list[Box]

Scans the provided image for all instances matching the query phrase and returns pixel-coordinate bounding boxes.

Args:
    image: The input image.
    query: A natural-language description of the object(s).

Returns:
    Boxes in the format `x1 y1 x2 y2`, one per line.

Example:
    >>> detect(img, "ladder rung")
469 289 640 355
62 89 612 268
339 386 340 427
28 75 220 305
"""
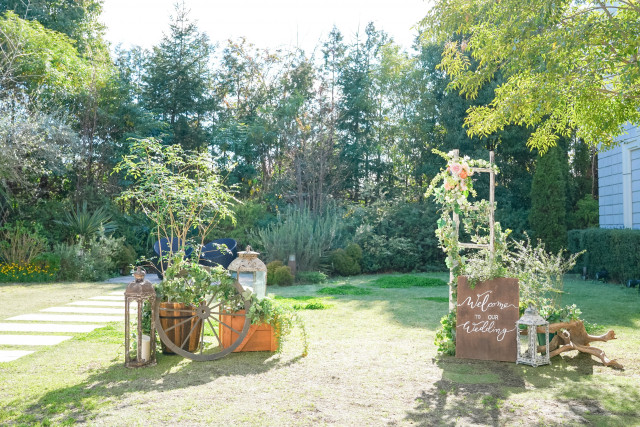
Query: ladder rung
459 243 490 249
472 168 494 173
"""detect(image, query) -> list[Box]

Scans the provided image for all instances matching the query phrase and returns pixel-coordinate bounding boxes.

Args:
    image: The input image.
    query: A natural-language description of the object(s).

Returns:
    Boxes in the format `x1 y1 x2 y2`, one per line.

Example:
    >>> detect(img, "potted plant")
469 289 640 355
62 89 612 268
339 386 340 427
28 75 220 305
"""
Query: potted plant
219 294 308 356
154 253 239 354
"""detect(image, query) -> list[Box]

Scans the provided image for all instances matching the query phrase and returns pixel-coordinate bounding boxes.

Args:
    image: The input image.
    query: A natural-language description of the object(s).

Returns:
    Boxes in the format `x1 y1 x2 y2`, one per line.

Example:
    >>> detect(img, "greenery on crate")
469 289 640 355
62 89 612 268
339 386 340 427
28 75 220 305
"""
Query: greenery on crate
246 295 308 356
155 254 240 306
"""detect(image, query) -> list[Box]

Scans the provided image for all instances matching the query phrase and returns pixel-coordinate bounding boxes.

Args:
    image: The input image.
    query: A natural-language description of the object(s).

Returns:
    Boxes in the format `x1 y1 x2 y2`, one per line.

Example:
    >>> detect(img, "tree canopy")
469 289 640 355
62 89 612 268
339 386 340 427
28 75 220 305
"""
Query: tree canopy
421 0 640 152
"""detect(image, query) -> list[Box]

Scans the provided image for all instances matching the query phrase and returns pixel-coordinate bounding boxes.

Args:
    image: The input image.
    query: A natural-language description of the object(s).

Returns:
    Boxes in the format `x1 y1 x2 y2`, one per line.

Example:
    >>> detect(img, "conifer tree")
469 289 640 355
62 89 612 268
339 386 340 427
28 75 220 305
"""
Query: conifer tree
529 146 567 252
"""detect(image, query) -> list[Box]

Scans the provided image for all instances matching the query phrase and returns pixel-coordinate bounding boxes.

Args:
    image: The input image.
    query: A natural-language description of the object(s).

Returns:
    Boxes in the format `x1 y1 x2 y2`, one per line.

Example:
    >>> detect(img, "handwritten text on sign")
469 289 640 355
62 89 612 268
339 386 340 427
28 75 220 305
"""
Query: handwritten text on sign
456 277 519 362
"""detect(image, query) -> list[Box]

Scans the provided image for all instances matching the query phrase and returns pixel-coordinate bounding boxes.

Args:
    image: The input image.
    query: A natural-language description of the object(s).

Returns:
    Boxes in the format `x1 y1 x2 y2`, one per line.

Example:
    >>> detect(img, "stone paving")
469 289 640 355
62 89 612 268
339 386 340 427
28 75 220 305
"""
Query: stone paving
0 287 127 363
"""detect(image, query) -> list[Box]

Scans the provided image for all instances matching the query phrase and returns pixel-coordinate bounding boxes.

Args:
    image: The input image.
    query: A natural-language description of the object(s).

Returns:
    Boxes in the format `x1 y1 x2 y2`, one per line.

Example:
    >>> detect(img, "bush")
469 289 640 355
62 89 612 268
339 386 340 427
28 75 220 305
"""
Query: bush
266 260 284 285
0 261 57 283
348 200 444 273
0 222 47 265
273 266 294 286
329 248 361 276
255 205 343 272
344 243 362 264
52 234 125 281
568 228 640 283
296 271 327 284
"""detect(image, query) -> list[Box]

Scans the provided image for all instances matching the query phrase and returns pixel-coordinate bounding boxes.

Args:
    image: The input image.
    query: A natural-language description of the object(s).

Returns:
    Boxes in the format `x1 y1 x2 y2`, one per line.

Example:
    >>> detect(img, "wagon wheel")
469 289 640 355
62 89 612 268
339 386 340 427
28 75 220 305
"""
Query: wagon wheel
154 281 252 361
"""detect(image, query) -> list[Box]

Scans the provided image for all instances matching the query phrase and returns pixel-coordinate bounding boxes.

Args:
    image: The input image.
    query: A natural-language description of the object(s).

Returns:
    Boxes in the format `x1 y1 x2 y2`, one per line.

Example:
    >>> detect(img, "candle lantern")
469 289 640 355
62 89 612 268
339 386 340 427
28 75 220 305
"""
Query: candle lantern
125 267 157 368
516 304 550 367
228 246 267 299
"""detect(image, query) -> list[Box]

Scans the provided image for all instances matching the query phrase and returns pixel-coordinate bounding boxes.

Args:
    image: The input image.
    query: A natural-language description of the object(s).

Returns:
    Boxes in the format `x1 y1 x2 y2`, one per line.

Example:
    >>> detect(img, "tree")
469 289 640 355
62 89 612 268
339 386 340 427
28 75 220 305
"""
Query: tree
530 146 567 252
0 0 106 55
142 2 213 151
422 0 640 152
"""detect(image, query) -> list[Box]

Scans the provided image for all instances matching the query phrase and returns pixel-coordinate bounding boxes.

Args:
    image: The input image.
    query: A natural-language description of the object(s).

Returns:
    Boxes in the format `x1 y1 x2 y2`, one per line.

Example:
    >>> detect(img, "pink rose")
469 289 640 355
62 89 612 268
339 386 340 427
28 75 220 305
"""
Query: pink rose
450 163 462 175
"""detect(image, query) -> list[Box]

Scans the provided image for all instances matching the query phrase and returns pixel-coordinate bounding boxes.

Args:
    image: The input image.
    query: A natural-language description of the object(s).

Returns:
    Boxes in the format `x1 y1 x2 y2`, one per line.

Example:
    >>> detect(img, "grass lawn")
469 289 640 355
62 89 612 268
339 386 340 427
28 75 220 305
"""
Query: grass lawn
0 274 639 425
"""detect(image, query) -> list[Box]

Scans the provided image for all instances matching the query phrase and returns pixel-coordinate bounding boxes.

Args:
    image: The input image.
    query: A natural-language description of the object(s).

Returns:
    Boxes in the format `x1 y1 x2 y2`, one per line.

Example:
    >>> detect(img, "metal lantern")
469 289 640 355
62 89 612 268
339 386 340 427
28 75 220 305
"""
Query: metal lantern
228 246 267 299
516 304 550 367
124 267 157 368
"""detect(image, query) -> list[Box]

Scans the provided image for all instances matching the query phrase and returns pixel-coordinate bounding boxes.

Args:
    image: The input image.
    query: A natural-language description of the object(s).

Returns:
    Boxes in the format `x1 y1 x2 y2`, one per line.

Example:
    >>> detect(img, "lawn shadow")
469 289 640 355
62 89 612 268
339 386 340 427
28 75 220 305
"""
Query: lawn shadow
404 352 633 425
19 350 302 425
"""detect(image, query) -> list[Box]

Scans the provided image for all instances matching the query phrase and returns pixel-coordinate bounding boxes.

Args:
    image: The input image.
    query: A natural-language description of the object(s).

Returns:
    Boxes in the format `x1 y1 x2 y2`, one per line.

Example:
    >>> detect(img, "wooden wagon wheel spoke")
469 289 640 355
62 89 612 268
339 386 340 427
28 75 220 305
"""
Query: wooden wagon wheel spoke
163 314 197 333
217 318 242 336
207 318 222 346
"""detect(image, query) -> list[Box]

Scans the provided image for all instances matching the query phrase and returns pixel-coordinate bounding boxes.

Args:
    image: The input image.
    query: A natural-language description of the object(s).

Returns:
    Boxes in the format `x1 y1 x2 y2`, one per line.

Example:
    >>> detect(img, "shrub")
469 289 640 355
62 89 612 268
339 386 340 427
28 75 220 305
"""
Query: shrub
266 260 284 285
0 222 47 265
371 275 447 288
52 234 125 281
273 266 294 286
296 271 327 284
344 243 362 264
0 262 57 283
349 201 443 273
317 285 371 295
256 205 343 272
329 248 361 276
567 228 640 283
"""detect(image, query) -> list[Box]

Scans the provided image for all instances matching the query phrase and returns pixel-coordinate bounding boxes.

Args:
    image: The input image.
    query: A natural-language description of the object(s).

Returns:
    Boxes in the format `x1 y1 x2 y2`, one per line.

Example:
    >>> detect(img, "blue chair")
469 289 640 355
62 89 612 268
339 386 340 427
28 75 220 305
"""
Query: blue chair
153 238 193 278
199 238 237 269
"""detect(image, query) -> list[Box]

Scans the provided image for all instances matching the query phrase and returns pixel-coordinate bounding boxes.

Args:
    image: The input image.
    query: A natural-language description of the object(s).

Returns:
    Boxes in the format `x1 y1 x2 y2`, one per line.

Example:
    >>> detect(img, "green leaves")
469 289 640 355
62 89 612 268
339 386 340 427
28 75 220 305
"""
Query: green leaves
114 137 237 274
423 0 640 151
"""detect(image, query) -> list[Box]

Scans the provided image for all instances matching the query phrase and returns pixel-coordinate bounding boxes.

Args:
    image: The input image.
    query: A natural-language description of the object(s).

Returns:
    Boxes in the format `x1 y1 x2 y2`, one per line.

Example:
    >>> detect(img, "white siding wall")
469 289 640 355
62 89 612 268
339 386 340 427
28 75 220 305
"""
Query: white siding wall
598 125 640 229
633 148 640 228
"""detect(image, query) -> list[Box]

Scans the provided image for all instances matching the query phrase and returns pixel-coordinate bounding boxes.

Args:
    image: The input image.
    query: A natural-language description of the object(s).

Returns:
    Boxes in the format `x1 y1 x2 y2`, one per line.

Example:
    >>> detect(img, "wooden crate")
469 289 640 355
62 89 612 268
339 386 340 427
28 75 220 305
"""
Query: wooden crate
219 310 277 352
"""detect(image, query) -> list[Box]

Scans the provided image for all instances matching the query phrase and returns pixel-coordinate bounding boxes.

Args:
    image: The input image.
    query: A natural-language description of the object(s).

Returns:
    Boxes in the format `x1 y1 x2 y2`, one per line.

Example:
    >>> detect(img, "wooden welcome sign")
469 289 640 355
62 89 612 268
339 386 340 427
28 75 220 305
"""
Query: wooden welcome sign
456 277 519 362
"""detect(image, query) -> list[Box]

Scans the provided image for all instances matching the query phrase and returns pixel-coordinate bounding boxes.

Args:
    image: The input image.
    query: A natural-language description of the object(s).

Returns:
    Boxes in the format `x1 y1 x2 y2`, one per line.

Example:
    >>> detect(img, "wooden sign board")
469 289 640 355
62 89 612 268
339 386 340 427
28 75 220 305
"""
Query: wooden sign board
456 277 519 362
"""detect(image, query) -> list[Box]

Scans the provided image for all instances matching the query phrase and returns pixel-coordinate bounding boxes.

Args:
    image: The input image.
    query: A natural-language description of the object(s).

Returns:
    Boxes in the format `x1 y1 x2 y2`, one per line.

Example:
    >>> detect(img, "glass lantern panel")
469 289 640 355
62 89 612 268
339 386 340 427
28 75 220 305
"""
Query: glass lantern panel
254 271 266 299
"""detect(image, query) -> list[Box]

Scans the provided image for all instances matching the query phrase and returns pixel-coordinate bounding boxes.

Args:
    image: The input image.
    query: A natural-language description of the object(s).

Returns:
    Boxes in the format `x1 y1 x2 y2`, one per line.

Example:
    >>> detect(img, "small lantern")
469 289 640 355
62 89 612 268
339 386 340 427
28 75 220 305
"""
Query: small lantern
125 267 157 368
516 304 550 367
228 246 267 299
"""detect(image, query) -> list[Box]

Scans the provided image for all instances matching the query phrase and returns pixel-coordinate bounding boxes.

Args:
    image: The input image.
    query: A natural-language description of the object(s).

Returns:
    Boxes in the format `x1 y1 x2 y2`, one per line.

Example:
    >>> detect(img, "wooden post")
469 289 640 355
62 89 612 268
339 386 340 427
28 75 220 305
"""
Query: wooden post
449 149 460 311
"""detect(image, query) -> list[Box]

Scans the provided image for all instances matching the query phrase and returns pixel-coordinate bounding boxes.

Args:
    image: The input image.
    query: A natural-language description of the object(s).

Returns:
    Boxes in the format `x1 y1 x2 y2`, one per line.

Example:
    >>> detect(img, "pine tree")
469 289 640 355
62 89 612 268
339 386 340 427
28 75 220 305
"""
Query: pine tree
142 3 212 151
529 146 567 252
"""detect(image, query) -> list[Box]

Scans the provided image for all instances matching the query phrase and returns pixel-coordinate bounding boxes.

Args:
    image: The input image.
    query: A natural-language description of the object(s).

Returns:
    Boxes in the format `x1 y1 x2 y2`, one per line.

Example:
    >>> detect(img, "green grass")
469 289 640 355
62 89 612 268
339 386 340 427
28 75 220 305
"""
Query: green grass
273 295 333 310
0 273 639 425
317 284 372 295
417 296 449 303
370 275 447 288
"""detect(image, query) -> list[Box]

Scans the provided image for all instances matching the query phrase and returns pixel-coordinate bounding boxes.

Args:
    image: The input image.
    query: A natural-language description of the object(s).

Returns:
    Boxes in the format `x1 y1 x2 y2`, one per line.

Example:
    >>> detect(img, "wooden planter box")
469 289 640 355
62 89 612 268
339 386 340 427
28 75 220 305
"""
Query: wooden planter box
219 310 278 352
158 302 201 354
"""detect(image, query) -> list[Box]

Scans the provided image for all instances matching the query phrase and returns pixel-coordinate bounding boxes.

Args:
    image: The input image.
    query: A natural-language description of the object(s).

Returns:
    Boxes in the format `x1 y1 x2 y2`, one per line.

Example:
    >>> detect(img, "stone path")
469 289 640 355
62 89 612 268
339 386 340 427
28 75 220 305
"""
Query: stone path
0 290 125 363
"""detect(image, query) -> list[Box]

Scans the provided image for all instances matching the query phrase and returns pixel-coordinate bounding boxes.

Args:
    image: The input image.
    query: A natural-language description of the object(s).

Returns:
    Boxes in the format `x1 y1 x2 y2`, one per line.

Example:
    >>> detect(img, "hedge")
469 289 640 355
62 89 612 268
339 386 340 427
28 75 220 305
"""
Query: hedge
567 228 640 283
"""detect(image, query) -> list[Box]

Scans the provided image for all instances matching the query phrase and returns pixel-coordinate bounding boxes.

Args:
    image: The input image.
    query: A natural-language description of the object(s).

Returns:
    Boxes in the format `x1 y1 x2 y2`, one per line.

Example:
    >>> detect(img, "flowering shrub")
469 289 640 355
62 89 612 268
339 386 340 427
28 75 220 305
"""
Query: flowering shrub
0 262 57 283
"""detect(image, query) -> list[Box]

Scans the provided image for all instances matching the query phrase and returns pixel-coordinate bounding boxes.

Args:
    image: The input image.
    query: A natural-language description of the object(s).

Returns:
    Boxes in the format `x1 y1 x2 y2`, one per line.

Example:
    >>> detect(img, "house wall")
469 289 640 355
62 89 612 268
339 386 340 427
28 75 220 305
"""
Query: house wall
598 125 640 229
